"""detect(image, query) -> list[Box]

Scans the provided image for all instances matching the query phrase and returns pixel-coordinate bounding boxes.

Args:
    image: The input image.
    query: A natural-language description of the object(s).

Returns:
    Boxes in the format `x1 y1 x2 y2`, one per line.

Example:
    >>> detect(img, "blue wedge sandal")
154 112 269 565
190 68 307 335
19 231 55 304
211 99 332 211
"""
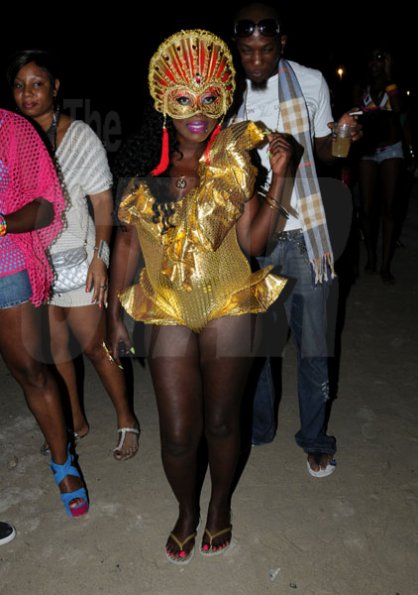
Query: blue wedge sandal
50 447 89 518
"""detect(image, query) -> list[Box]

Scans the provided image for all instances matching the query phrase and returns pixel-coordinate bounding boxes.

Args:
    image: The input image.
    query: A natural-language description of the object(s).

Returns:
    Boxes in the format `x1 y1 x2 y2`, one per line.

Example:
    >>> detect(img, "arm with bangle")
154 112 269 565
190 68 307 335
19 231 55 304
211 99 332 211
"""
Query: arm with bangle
236 132 294 255
261 170 296 231
90 190 113 268
87 189 113 303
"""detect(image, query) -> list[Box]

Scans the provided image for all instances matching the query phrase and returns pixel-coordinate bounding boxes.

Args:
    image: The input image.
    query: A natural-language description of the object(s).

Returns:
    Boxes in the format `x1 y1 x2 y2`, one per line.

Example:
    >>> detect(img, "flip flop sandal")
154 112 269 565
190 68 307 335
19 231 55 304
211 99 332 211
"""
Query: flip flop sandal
200 525 233 556
165 531 197 565
307 455 337 478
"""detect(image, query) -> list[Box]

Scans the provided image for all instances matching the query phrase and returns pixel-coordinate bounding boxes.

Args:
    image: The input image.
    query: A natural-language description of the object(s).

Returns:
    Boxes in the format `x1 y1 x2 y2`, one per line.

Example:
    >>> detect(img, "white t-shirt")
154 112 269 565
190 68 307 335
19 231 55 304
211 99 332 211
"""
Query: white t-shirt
244 61 333 230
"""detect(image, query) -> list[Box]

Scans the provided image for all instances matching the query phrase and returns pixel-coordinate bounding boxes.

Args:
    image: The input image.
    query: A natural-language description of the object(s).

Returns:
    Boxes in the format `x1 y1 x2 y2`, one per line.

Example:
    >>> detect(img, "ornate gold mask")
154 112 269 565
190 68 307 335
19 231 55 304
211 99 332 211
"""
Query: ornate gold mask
149 29 236 120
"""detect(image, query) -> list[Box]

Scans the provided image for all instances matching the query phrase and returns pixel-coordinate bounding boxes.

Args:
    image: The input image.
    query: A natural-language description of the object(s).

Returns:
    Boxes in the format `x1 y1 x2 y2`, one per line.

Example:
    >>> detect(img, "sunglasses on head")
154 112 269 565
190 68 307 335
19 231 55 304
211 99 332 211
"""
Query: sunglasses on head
234 19 280 38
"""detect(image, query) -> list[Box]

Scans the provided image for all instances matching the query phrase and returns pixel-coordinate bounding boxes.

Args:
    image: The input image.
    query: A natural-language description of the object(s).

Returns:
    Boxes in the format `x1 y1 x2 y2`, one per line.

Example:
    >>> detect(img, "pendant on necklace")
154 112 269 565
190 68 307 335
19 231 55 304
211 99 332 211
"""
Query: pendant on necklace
176 176 187 189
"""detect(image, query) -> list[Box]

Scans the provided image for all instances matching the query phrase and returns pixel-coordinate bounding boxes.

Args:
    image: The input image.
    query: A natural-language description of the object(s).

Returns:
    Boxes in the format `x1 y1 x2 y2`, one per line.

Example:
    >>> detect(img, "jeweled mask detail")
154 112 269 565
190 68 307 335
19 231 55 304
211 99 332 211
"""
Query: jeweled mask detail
149 29 236 119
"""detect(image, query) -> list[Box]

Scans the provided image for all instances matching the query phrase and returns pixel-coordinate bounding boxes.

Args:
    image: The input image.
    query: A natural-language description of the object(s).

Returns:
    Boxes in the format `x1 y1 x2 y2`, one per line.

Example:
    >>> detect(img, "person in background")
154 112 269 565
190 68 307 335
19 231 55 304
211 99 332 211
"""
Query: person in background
108 29 293 563
0 107 88 517
353 47 414 284
231 2 361 475
8 50 139 460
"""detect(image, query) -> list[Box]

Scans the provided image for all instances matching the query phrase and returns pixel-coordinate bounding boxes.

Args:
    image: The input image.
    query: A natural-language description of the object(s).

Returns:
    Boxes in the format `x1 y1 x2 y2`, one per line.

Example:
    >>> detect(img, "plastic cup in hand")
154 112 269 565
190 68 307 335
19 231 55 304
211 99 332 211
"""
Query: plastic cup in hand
331 123 353 158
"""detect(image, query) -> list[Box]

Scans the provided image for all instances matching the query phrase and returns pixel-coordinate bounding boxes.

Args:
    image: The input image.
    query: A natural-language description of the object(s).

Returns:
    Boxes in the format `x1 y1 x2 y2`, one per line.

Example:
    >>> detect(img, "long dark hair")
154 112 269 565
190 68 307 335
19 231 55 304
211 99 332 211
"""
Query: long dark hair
113 101 214 231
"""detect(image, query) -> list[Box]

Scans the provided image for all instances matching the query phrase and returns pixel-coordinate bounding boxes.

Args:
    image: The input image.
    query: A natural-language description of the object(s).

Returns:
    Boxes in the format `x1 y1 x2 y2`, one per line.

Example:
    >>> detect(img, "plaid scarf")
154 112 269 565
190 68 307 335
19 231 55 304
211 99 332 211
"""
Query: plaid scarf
237 60 335 283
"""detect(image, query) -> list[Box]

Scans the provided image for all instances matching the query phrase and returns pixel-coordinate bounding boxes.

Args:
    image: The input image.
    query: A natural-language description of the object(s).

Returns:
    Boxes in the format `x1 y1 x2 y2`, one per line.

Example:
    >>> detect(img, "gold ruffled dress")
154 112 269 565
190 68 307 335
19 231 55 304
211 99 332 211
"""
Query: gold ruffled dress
118 121 287 333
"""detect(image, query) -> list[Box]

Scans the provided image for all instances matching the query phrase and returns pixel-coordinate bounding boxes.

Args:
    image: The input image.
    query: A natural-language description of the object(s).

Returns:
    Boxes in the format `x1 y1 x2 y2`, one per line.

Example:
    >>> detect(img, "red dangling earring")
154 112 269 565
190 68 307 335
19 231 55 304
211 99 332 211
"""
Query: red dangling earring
151 115 170 176
203 122 222 165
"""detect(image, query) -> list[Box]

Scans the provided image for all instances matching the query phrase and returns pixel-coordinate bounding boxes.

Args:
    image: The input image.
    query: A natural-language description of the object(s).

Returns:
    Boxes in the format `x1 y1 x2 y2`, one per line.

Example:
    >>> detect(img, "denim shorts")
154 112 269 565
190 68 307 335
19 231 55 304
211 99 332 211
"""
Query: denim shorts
362 141 404 163
0 270 32 309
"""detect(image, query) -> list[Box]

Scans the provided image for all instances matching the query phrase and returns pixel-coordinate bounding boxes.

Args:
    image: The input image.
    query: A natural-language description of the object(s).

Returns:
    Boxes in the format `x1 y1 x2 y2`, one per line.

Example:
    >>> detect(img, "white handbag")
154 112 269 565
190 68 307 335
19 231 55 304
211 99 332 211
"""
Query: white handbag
51 216 90 294
51 245 89 293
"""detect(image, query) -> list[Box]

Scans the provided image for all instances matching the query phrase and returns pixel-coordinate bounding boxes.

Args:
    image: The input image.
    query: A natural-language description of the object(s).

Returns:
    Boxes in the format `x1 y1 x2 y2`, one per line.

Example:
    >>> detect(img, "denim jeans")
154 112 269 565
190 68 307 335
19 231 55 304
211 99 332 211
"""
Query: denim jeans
251 358 277 445
252 231 336 454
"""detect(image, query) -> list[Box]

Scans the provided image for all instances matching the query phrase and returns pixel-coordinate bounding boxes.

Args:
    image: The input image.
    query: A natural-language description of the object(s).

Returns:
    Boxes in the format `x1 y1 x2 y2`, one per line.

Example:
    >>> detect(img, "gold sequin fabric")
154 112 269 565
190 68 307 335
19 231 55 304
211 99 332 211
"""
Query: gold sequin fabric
118 121 287 333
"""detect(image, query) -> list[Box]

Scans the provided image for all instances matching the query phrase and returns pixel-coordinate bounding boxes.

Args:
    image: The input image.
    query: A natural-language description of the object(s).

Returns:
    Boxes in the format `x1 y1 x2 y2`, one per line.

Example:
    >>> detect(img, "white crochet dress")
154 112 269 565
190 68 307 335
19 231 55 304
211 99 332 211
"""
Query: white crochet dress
49 120 112 307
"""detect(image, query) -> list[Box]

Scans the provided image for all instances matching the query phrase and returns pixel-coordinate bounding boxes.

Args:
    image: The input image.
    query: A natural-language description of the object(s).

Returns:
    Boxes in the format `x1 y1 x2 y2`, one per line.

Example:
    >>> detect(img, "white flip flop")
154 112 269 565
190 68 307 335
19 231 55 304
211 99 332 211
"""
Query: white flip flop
307 457 336 478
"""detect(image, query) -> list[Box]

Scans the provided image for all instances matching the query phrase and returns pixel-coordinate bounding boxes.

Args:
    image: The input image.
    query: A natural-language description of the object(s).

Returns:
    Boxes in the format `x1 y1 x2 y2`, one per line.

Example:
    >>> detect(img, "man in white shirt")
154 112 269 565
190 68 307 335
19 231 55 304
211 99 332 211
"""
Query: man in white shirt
232 2 359 477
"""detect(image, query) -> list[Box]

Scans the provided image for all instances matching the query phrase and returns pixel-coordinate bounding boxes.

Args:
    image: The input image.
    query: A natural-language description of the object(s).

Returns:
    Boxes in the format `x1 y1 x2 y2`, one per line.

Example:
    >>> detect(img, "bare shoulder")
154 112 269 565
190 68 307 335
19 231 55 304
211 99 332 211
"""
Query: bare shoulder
55 113 74 148
58 113 73 135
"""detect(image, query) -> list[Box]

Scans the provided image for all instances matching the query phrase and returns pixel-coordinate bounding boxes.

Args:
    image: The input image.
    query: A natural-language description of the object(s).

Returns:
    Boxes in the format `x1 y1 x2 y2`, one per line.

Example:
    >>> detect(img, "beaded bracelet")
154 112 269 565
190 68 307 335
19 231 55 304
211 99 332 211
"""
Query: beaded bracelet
0 213 7 237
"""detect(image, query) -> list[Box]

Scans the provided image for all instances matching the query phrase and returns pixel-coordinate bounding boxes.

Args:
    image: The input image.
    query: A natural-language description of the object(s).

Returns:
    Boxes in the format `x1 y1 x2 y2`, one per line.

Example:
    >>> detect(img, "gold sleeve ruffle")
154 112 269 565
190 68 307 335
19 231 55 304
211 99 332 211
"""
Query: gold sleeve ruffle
189 120 267 252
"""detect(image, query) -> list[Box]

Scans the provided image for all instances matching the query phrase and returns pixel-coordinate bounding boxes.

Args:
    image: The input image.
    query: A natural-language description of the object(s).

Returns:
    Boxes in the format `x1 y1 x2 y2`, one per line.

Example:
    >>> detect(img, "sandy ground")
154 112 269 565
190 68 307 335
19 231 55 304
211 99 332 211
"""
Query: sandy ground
1 183 418 595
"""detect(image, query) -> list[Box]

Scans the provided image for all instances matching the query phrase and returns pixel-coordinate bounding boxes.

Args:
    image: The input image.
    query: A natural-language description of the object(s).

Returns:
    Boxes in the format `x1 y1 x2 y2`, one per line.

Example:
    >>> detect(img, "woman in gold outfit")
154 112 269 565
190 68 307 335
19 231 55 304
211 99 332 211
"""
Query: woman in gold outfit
108 29 294 564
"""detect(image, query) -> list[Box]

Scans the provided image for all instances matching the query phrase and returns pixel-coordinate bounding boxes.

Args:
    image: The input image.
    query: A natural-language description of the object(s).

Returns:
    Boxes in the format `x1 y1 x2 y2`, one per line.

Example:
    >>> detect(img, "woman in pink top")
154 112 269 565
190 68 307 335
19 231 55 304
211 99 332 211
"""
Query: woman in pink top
0 107 88 518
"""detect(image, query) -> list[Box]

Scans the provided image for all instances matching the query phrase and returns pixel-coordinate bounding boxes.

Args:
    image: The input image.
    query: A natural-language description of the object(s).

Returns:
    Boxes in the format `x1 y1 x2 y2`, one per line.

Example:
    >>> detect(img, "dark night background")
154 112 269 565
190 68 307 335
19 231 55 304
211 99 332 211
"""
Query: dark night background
1 3 415 154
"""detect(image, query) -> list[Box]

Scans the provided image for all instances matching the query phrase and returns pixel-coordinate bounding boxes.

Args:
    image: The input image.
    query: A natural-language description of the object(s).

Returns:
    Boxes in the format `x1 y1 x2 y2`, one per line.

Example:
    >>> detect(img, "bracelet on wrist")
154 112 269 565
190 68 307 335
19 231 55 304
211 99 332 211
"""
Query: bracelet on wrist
264 194 280 210
93 240 110 268
278 205 291 220
0 213 7 237
267 195 290 219
265 195 291 219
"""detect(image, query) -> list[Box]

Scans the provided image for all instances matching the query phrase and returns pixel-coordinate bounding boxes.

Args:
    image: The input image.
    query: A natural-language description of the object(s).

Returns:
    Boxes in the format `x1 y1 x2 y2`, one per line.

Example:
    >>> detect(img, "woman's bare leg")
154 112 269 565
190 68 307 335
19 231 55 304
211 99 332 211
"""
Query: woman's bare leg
48 305 89 436
0 303 83 503
147 324 202 560
50 304 138 458
200 314 256 552
379 157 403 281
